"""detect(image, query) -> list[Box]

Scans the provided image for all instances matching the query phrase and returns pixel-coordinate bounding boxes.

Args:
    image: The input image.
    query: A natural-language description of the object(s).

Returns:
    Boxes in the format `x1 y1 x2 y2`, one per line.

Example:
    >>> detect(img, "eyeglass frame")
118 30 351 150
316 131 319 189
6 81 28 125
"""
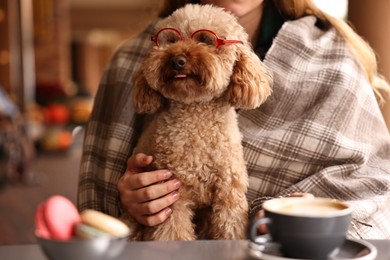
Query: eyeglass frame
151 28 243 48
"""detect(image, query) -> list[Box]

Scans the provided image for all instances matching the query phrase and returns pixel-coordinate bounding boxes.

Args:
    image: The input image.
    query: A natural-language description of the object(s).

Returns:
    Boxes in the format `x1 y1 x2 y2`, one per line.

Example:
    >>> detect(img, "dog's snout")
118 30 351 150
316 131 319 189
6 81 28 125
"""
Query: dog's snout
170 55 187 71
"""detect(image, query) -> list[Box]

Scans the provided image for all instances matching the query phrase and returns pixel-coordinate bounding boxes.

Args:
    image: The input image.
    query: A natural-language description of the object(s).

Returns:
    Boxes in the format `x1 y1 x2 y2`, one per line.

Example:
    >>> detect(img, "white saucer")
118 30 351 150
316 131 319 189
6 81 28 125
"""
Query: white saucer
248 239 377 260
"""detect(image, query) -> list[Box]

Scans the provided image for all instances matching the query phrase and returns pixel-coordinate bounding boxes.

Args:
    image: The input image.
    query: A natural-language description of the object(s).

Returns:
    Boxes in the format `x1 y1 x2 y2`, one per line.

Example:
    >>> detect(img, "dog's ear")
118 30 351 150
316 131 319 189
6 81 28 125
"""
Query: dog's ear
225 46 273 109
131 69 164 114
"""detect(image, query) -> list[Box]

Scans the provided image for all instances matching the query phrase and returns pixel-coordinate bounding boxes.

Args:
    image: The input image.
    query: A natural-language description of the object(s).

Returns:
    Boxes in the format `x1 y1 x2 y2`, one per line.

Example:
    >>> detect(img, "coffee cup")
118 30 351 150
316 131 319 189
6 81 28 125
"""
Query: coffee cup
249 197 353 259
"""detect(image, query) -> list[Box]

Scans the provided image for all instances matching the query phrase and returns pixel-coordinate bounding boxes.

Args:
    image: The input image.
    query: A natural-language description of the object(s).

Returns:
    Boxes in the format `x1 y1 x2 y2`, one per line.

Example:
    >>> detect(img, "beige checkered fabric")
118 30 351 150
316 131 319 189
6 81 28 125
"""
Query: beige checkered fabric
77 16 390 239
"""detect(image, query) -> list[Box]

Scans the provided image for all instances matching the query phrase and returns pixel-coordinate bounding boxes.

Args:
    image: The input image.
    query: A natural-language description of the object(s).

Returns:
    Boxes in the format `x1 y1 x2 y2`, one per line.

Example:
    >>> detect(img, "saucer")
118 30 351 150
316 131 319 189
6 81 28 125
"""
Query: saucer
248 239 377 260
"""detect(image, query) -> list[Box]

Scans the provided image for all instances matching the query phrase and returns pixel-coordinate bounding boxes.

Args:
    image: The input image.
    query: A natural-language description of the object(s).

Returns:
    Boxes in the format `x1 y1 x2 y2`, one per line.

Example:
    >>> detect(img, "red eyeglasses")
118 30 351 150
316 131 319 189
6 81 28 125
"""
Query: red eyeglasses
151 28 243 48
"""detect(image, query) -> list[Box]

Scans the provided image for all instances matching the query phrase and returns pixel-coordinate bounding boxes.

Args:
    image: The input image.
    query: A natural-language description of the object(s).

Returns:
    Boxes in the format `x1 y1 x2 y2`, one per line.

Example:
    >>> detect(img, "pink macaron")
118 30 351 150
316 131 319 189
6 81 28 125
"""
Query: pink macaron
35 195 81 241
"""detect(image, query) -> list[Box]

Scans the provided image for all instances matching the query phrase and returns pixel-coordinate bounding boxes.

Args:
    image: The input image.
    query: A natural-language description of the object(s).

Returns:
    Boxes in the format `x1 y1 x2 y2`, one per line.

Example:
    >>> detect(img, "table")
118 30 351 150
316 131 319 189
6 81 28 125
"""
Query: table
0 240 389 260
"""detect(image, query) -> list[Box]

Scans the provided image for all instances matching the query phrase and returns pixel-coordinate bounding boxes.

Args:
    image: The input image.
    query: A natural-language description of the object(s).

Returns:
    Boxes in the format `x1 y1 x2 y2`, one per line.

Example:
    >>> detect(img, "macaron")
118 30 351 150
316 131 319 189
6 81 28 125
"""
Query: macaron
35 195 81 241
74 223 110 240
34 203 51 239
80 209 130 237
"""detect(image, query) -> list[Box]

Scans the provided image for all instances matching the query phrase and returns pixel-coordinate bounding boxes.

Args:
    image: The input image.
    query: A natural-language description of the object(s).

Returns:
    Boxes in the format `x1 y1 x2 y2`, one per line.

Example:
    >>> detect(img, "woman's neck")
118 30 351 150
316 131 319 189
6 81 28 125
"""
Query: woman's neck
237 3 264 48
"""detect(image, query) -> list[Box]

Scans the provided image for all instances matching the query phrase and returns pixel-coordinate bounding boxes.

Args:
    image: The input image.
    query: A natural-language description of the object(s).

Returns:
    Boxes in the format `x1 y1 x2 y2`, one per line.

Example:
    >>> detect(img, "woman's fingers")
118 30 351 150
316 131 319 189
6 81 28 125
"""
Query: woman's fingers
121 169 173 190
133 190 180 215
134 207 173 227
141 191 180 215
129 190 180 227
117 153 182 227
127 153 153 172
256 209 268 234
132 178 181 202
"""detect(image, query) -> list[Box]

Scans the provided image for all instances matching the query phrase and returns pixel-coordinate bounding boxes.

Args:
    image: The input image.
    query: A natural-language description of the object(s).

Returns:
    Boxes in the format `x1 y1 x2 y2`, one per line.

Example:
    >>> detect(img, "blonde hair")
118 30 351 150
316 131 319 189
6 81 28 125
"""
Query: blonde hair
160 0 390 104
274 0 390 104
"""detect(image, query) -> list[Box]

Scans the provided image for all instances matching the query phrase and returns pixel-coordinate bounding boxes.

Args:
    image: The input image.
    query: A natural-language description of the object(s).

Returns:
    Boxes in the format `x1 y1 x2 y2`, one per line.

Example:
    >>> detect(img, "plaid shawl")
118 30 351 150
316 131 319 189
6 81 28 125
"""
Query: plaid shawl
77 16 390 239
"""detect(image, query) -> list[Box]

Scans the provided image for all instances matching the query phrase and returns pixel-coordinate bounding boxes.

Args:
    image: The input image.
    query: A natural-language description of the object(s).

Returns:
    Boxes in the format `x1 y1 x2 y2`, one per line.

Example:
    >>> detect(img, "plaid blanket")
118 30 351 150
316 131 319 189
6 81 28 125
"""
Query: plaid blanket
77 16 390 239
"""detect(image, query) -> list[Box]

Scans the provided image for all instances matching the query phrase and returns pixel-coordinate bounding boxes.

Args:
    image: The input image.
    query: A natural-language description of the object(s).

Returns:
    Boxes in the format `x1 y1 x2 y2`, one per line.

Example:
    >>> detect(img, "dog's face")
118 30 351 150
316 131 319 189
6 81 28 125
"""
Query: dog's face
132 4 272 113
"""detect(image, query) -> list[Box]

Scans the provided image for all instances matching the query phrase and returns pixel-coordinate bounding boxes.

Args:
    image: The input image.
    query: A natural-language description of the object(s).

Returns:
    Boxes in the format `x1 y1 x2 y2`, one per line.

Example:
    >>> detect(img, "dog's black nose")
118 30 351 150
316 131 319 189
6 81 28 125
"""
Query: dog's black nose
170 55 187 71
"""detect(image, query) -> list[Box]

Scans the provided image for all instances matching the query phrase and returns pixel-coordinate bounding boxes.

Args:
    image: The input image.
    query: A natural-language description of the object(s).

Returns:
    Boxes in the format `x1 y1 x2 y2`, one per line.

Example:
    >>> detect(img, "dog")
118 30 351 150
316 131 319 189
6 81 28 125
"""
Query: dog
122 4 272 241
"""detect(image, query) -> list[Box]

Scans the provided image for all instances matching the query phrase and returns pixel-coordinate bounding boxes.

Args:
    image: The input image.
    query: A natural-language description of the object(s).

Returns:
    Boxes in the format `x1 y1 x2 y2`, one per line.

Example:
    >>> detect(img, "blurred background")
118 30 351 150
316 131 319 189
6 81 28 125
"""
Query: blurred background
0 0 389 245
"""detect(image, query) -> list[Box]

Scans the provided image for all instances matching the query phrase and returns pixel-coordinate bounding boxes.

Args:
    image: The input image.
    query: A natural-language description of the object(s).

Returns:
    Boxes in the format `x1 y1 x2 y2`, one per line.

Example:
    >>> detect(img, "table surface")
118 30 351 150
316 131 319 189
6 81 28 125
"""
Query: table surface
0 240 389 260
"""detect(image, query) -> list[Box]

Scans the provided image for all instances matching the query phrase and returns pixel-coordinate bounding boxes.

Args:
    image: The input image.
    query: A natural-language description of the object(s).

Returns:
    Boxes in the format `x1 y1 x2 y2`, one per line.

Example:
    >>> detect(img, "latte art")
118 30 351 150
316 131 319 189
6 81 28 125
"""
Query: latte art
277 203 345 216
264 197 351 217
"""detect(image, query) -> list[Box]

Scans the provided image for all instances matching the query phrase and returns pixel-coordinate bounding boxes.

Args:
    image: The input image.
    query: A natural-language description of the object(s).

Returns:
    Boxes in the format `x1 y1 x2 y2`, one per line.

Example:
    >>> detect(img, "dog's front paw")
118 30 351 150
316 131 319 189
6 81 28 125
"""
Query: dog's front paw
211 218 248 240
209 197 249 240
144 199 197 241
149 222 196 241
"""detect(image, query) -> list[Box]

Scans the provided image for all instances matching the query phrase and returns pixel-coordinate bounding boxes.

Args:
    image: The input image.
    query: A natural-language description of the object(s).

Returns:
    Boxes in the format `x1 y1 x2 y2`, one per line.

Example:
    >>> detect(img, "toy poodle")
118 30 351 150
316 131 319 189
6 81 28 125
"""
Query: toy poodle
122 4 272 241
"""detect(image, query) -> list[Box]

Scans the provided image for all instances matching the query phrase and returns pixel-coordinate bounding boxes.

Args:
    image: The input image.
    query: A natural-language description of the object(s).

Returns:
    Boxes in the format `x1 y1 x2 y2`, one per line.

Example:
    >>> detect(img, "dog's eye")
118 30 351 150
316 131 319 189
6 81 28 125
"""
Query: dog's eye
192 31 216 46
157 30 181 46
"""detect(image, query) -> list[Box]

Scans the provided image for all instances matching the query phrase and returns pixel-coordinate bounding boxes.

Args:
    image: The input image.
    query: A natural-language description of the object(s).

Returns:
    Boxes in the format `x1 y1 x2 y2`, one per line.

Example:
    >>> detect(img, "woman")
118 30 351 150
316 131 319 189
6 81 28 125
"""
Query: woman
77 0 390 239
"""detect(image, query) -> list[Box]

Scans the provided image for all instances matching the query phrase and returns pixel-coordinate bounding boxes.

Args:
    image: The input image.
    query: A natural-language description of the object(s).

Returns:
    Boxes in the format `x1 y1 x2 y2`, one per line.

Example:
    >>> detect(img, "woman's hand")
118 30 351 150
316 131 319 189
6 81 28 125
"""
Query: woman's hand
117 153 181 227
256 193 314 234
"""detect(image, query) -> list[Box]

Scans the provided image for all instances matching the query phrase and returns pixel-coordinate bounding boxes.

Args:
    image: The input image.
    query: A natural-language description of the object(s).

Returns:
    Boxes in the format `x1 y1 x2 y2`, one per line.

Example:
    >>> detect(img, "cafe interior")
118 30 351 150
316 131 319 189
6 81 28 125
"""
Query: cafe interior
0 0 389 247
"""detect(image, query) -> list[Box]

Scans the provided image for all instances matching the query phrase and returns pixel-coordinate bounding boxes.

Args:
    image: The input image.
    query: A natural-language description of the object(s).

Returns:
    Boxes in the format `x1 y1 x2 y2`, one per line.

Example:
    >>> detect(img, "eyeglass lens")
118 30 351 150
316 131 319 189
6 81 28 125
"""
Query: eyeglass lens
191 31 217 46
156 29 218 47
157 29 181 46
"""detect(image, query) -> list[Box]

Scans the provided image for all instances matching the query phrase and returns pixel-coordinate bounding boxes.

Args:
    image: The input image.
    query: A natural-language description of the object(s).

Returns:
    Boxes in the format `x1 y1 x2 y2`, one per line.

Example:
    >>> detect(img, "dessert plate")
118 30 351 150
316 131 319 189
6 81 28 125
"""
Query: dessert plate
248 239 377 260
